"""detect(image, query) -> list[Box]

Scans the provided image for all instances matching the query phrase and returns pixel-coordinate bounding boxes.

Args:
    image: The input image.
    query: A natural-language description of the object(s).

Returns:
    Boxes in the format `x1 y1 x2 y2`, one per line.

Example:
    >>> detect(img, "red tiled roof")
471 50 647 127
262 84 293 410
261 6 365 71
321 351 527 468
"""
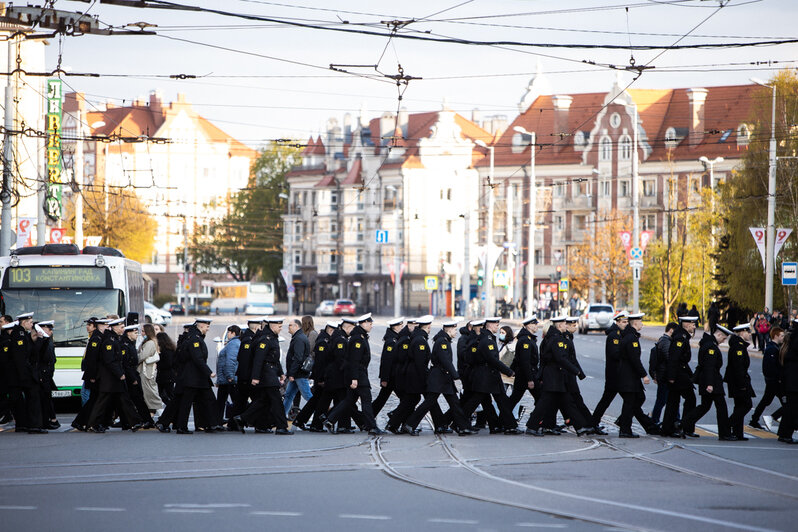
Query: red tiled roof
341 158 363 185
314 174 337 188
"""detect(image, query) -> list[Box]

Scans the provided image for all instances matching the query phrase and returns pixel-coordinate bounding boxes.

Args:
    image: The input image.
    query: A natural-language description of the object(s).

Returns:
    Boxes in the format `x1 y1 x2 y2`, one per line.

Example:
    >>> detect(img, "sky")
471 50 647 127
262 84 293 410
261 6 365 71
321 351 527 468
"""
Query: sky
44 0 798 148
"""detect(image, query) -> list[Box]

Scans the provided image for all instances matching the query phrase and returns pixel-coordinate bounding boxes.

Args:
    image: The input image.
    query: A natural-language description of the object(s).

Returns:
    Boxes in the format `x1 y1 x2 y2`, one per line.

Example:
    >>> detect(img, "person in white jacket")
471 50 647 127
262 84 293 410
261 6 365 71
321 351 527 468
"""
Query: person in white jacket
138 324 162 412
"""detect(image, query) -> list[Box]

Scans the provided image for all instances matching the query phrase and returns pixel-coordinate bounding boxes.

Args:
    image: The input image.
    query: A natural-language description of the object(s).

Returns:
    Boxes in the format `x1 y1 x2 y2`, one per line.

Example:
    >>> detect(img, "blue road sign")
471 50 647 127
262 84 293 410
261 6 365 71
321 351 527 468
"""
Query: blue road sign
782 262 797 286
376 230 389 243
630 247 643 259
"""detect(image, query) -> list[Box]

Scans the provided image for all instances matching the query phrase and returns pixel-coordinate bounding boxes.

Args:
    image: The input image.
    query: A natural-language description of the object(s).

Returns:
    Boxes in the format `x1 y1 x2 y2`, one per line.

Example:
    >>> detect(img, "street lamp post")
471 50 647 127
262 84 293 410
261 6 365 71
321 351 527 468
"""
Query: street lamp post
751 77 777 312
513 126 536 318
630 103 640 313
475 140 495 318
387 185 402 316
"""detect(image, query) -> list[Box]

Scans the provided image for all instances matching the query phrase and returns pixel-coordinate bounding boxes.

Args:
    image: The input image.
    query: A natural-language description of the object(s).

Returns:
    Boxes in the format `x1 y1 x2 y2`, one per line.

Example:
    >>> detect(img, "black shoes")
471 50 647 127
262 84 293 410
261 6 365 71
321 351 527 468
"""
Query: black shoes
455 428 474 436
618 431 639 438
369 427 386 436
155 423 171 433
504 428 523 435
525 428 544 436
88 426 106 433
232 416 246 434
645 424 661 435
400 424 420 436
292 421 307 431
542 428 562 435
130 423 144 433
718 435 738 441
44 420 61 430
748 419 764 430
576 427 594 436
778 437 797 444
323 420 335 434
71 421 86 432
254 428 274 434
275 428 293 435
141 421 155 430
27 427 48 434
176 428 193 434
684 431 700 438
593 426 609 436
434 427 453 434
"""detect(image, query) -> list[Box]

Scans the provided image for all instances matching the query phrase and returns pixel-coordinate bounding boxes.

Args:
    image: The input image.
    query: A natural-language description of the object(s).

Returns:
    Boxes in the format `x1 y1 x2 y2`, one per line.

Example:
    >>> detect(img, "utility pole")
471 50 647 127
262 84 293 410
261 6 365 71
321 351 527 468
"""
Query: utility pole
513 126 536 319
181 217 188 307
475 140 494 318
631 103 640 313
73 102 84 249
393 204 401 316
0 31 18 255
462 210 471 318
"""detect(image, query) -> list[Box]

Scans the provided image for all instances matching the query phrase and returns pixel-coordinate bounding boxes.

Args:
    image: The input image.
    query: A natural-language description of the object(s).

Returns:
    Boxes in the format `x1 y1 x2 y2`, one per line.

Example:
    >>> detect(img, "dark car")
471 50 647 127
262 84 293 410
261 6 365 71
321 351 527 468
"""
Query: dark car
164 302 186 316
333 299 356 316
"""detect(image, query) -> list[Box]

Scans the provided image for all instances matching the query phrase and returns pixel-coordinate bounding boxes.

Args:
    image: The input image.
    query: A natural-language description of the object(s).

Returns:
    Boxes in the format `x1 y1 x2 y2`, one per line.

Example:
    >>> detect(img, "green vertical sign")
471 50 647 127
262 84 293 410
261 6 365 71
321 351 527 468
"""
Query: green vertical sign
45 79 63 221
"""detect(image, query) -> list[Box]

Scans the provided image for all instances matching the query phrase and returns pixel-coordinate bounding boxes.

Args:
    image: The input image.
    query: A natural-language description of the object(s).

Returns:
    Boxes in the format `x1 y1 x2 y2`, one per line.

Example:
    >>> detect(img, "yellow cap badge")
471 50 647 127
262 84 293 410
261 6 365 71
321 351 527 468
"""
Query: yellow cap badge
420 345 425 350
259 343 266 349
558 342 565 348
244 344 250 349
677 341 683 347
91 342 97 347
709 349 715 354
737 351 743 356
338 344 344 349
106 345 112 350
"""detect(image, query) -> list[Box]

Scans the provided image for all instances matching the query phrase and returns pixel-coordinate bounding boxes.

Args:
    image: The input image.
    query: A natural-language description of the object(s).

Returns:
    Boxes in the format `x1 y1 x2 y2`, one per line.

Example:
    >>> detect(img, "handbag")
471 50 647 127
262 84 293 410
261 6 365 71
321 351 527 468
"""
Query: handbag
300 354 314 373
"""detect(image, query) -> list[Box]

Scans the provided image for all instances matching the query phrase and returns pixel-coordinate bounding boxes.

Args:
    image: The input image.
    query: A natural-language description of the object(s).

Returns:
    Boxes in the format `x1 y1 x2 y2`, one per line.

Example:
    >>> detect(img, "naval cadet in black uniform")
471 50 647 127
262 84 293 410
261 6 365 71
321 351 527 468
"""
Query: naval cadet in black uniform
34 320 58 429
507 316 540 415
390 315 433 433
615 313 657 437
8 312 45 433
725 323 755 441
175 318 220 433
591 311 629 427
371 317 404 416
293 320 337 431
228 317 263 429
72 318 106 431
661 315 699 438
681 325 733 440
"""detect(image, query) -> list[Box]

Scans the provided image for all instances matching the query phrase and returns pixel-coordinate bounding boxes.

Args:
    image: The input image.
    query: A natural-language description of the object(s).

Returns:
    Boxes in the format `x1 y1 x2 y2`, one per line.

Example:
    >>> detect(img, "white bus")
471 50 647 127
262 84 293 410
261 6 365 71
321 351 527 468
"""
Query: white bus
0 244 144 400
210 281 275 315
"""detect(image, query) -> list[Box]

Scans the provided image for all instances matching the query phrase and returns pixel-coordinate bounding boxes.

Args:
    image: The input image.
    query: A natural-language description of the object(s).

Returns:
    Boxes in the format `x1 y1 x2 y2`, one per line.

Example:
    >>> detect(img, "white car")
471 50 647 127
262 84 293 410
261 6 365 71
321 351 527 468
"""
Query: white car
578 303 615 334
144 301 172 326
315 300 335 316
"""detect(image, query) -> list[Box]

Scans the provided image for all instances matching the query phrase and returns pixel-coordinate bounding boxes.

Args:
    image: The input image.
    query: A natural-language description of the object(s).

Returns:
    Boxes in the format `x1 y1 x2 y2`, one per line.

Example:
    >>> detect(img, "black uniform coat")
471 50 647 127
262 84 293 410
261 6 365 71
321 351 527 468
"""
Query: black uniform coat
323 328 349 390
378 328 399 382
97 329 126 393
179 327 213 389
666 326 695 390
235 328 257 384
286 329 311 379
7 325 37 387
82 330 103 386
250 330 283 388
393 327 413 392
0 331 14 388
782 332 798 394
538 328 581 393
35 336 57 390
347 325 371 387
604 323 622 390
725 334 755 398
457 328 477 389
309 330 330 382
470 329 513 395
404 328 431 394
121 336 141 384
693 332 725 396
427 329 459 395
511 328 538 384
616 327 647 393
562 331 585 393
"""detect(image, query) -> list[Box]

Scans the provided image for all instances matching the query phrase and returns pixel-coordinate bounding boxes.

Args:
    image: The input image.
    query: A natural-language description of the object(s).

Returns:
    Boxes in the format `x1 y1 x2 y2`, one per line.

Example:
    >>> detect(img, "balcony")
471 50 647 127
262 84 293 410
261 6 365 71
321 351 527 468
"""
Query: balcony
563 195 593 210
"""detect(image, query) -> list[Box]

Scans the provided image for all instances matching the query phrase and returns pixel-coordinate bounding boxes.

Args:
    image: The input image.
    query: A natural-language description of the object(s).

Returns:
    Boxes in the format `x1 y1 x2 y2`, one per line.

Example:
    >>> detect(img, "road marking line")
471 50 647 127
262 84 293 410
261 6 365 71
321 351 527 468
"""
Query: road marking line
515 524 567 528
75 507 125 512
428 518 478 524
339 513 392 520
0 505 36 510
164 503 250 508
694 426 716 437
250 511 302 517
163 509 214 513
745 426 778 439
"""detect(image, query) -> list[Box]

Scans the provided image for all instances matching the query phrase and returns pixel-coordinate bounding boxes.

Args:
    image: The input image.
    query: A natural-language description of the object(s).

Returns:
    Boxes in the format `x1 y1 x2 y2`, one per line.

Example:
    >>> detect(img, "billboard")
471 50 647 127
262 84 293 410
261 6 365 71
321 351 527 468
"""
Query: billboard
45 79 63 221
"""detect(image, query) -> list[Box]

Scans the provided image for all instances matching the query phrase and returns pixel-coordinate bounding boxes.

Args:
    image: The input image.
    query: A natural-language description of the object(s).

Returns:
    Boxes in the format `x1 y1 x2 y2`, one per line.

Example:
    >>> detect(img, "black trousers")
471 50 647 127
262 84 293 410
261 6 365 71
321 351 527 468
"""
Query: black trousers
571 391 595 427
39 383 55 424
216 384 238 420
682 393 729 437
591 385 618 426
327 386 377 430
73 385 98 428
157 381 175 405
311 387 340 428
777 392 797 439
128 381 155 424
372 382 400 415
388 392 422 429
406 392 471 431
662 384 696 435
9 386 42 429
618 391 654 433
507 381 538 411
176 387 218 430
729 394 753 439
232 383 253 418
461 392 502 430
241 386 288 430
294 384 320 426
751 379 784 422
87 390 141 429
526 391 586 430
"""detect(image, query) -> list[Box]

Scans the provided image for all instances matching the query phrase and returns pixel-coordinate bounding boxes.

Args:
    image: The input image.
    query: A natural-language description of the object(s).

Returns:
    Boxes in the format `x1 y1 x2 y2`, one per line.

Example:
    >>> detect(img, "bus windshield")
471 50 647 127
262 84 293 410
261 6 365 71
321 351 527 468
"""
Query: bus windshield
0 289 122 347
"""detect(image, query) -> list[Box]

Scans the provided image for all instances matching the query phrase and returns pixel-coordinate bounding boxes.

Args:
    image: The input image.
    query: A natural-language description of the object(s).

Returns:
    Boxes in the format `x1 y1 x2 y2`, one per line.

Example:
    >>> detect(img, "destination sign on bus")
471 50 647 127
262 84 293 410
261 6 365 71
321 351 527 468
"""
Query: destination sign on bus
7 266 107 289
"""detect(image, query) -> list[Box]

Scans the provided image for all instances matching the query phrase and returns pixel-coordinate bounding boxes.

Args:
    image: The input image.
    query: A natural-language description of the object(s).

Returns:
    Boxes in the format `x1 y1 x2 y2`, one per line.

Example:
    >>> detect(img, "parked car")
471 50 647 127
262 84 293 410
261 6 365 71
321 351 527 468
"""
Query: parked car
315 300 335 316
144 301 171 326
333 299 356 316
578 303 615 334
163 302 186 316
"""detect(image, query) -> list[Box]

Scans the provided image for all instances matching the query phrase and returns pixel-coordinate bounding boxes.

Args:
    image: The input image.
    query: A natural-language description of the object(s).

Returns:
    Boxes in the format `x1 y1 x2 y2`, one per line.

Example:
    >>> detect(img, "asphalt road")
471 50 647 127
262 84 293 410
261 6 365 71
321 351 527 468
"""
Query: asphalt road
1 316 795 532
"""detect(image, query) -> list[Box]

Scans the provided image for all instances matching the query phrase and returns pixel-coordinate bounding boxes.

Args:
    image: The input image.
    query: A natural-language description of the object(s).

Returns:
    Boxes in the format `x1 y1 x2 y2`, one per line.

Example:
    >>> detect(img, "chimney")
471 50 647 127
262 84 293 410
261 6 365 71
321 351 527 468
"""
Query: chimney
149 90 163 116
687 88 708 147
397 107 409 139
551 95 573 152
379 112 395 146
472 108 483 128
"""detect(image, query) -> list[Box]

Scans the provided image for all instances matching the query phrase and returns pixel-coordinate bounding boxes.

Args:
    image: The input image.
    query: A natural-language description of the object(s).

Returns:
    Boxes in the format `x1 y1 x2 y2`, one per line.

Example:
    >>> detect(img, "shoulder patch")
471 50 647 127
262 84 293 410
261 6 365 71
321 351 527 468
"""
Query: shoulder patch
91 342 97 347
106 345 112 350
487 344 494 350
523 344 529 349
355 342 361 348
676 341 683 347
632 342 639 348
259 343 266 349
471 347 477 352
194 342 200 348
558 342 565 348
318 346 325 351
17 340 23 346
613 339 619 345
243 344 250 349
405 345 410 350
737 350 742 355
441 344 447 349
419 345 425 350
338 343 344 349
386 346 392 352
708 349 715 354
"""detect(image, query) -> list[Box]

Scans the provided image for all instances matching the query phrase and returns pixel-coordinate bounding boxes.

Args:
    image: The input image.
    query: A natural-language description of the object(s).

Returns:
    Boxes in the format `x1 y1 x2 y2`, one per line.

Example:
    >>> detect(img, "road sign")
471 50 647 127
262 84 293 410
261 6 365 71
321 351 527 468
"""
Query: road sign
493 270 510 287
424 276 438 290
783 262 798 286
481 291 486 300
629 259 643 268
630 247 643 259
558 278 569 292
375 229 389 244
633 267 641 281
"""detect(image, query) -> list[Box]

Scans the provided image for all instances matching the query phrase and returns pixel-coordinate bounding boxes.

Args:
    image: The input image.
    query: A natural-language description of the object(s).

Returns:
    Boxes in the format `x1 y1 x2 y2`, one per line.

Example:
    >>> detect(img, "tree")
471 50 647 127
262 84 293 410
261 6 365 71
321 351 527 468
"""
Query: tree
188 143 301 282
64 183 157 263
715 70 798 312
570 209 631 307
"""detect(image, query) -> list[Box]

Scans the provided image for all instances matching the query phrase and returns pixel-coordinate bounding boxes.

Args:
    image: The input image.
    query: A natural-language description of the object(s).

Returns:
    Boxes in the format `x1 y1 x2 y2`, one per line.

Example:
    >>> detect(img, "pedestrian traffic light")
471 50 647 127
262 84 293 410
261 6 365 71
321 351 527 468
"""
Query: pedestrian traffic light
477 268 484 286
555 265 562 281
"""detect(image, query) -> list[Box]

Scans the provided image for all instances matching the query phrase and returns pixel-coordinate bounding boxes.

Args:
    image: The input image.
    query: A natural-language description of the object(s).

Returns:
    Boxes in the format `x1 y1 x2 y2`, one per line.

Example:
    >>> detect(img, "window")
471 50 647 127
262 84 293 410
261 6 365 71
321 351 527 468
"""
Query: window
293 250 301 266
330 252 338 272
619 180 630 197
737 124 750 147
356 250 364 272
599 136 612 161
609 112 621 129
330 190 339 211
643 179 656 197
554 215 564 231
665 127 677 148
330 221 338 239
446 220 452 233
574 181 586 196
356 218 364 241
294 221 302 242
302 191 308 205
535 249 542 265
447 188 452 200
312 191 317 206
553 181 566 197
643 214 656 231
690 176 701 194
600 179 611 197
619 135 632 160
574 215 586 231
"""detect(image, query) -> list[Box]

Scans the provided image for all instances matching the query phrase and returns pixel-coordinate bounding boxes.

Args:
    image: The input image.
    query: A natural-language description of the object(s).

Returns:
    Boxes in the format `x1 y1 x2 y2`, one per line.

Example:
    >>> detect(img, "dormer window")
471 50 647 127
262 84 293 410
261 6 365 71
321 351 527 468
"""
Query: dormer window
619 135 632 160
665 127 677 149
574 131 585 147
737 124 750 147
599 135 612 161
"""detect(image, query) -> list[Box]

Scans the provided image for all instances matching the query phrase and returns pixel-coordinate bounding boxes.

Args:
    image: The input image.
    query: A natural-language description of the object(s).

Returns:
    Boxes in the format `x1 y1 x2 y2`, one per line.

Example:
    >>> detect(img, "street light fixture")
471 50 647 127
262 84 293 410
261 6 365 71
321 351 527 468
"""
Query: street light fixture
751 77 777 312
513 126 537 318
475 139 495 318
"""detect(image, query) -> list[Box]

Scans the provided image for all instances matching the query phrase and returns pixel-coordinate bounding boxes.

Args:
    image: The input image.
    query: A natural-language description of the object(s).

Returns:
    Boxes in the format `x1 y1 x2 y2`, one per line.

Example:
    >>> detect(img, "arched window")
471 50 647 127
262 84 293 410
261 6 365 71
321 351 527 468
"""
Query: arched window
599 136 612 161
664 127 677 148
619 135 632 160
737 124 750 147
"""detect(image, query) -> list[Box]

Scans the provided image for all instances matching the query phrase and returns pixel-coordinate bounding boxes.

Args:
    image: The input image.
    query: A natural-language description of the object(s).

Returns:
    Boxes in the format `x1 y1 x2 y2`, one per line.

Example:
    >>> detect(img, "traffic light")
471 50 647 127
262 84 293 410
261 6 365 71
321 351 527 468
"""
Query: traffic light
555 265 562 281
477 268 484 286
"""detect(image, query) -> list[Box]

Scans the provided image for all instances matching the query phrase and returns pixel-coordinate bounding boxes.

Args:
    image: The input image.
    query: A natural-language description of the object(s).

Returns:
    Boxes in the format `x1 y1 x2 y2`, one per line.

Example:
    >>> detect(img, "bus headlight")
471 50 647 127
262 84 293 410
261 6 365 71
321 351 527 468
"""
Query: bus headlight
9 255 19 267
95 255 105 267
